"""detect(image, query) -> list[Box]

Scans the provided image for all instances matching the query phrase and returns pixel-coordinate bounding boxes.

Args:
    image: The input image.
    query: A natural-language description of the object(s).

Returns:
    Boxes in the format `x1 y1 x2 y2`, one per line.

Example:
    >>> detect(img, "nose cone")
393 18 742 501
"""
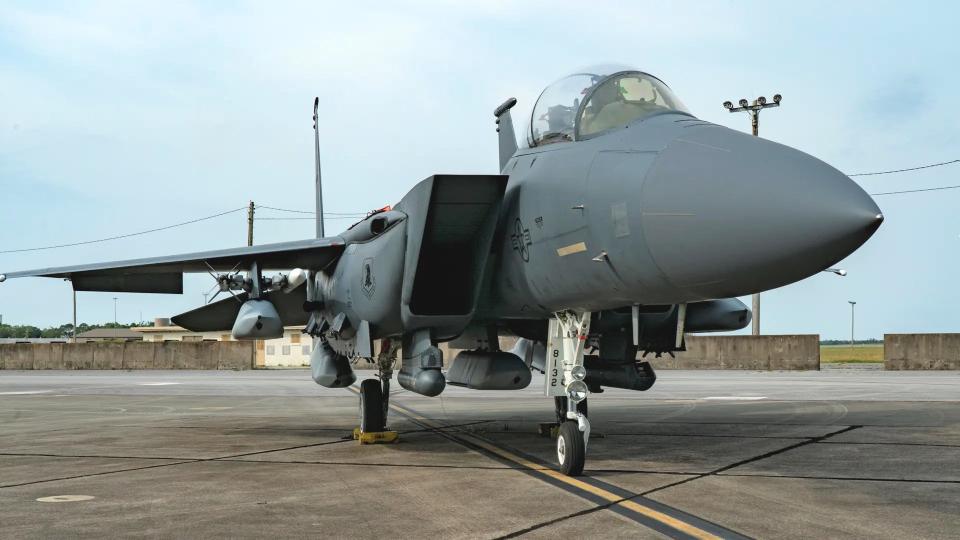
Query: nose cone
640 125 882 299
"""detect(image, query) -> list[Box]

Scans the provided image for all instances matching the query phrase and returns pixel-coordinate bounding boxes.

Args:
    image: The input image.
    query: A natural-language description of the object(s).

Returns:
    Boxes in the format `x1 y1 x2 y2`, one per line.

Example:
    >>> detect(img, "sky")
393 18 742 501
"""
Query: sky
0 1 958 339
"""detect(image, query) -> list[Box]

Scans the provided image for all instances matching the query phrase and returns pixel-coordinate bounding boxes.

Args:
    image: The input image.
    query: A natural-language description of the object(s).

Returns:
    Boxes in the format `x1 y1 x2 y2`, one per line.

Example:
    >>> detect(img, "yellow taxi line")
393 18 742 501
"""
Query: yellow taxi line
377 396 722 540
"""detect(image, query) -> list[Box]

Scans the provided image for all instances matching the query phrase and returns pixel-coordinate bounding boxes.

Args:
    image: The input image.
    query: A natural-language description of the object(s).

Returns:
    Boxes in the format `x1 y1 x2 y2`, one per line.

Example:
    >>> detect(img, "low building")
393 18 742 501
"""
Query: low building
75 327 144 343
131 318 314 367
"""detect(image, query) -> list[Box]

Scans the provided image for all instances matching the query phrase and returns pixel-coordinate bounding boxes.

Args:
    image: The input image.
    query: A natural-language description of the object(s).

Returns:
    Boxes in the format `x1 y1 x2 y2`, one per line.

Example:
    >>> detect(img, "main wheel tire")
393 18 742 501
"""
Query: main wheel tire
360 379 385 432
557 420 586 476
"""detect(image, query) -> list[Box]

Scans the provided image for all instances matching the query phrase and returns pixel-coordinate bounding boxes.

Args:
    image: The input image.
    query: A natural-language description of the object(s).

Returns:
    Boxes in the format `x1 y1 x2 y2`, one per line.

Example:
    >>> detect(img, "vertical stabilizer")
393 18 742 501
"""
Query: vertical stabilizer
494 97 518 172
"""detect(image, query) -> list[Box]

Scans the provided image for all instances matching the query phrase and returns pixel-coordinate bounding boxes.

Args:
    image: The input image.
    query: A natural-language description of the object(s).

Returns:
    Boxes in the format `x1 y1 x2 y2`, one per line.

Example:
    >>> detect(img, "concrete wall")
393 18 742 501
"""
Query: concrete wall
654 335 820 370
884 334 960 370
441 335 818 371
0 342 254 370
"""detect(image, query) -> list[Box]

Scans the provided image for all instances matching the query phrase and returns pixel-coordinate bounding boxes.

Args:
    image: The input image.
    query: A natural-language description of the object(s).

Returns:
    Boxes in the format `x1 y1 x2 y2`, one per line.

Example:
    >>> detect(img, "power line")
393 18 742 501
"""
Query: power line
0 207 246 254
848 159 960 177
870 184 960 197
256 216 360 221
258 205 365 216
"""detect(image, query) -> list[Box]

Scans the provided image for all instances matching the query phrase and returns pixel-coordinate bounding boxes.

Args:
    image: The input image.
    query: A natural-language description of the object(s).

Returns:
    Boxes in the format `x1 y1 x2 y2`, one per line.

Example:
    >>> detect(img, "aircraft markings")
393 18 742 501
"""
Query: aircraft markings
556 242 587 257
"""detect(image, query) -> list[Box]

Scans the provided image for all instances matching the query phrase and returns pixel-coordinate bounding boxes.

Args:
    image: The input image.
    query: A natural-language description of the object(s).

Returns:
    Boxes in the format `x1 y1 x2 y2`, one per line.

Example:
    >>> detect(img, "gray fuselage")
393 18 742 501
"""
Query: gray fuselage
482 112 882 320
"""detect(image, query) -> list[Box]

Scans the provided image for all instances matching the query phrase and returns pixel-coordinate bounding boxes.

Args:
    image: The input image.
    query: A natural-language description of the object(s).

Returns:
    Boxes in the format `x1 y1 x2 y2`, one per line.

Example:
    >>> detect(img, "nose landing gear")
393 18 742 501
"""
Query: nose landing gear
545 311 592 476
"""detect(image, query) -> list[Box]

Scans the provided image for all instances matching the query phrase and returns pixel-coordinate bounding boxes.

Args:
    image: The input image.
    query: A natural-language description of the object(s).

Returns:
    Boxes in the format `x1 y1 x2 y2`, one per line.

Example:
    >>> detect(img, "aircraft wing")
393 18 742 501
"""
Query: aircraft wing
0 237 344 294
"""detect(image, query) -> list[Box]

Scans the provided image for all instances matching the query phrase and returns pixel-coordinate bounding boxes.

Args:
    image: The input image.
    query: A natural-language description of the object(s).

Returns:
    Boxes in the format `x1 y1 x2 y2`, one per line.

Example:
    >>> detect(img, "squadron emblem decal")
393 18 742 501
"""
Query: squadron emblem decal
510 218 532 262
361 258 376 298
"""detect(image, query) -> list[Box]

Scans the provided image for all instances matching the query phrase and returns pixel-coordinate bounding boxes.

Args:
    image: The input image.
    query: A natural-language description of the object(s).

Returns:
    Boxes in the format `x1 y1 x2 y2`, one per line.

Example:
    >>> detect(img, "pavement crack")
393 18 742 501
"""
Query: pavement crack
0 460 197 489
717 472 960 484
709 425 862 476
0 452 193 461
597 432 812 440
638 425 864 497
219 458 512 471
818 440 960 448
0 436 361 489
495 503 623 539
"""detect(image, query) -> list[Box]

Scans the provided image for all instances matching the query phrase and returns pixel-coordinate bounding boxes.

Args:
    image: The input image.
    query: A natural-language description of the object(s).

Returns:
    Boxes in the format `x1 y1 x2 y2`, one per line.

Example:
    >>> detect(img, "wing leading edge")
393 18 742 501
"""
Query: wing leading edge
0 237 344 293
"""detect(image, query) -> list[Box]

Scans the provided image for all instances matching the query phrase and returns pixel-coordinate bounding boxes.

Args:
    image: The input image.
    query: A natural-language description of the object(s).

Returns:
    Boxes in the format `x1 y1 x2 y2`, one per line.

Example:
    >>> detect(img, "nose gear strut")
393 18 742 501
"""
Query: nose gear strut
544 311 592 476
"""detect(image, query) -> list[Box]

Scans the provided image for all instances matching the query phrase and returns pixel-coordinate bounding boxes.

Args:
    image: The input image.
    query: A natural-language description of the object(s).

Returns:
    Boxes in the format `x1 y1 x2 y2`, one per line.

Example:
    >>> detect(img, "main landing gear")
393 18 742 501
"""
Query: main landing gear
353 339 399 445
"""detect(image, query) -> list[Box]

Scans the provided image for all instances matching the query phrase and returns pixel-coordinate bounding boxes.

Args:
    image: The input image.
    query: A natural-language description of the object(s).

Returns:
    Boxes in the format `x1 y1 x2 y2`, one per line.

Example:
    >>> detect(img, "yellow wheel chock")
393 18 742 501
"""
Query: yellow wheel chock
353 427 399 444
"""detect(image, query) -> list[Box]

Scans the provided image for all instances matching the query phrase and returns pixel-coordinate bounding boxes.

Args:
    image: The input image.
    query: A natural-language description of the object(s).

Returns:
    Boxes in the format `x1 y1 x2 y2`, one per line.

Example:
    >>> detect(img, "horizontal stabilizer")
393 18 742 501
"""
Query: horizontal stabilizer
171 281 310 332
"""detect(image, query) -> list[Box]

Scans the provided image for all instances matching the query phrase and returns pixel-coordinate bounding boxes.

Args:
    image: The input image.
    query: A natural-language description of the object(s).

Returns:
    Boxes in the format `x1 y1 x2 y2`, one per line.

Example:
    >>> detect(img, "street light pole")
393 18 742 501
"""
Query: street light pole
848 300 857 359
722 93 782 335
247 201 255 247
313 97 325 239
113 297 118 324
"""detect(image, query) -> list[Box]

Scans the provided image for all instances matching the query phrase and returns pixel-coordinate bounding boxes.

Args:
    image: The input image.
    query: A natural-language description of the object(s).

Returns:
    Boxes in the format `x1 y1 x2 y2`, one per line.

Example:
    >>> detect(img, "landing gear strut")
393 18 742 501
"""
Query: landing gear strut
545 311 592 476
554 396 587 424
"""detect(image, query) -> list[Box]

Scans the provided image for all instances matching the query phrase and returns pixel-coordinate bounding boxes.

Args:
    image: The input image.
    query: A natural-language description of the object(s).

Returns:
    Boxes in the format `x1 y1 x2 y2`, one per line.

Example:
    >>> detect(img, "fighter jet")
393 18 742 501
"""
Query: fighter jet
0 65 883 475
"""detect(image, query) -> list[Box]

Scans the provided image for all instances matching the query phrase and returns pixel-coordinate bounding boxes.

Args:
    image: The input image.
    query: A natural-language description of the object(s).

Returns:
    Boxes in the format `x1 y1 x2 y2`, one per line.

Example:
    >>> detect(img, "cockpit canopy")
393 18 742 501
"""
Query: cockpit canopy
528 66 690 147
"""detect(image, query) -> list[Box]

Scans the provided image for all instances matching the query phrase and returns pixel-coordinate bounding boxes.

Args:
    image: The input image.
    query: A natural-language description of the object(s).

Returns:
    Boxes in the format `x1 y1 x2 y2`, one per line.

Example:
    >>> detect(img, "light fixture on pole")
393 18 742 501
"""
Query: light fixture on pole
723 93 782 336
848 300 857 353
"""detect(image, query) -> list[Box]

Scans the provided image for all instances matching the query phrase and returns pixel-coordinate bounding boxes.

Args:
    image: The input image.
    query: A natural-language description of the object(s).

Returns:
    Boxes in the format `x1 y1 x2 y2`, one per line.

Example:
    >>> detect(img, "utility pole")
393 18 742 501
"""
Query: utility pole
722 93 782 335
72 290 77 343
848 300 857 354
64 278 77 343
313 97 325 238
247 200 255 247
113 297 118 324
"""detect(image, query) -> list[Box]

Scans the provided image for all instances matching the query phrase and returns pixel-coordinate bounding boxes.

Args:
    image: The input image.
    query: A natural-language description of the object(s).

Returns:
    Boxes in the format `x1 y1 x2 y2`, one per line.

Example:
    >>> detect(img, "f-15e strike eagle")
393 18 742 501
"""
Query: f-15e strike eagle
1 66 883 475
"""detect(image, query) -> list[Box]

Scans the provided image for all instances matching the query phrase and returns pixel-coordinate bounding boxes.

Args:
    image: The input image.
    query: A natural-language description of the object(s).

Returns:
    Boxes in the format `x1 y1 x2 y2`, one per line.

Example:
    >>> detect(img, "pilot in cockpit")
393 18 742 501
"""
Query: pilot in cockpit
529 68 690 147
580 74 670 137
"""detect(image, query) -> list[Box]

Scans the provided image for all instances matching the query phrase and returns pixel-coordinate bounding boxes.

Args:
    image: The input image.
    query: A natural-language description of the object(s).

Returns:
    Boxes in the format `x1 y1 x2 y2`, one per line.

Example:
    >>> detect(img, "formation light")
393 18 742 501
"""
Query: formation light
566 380 588 403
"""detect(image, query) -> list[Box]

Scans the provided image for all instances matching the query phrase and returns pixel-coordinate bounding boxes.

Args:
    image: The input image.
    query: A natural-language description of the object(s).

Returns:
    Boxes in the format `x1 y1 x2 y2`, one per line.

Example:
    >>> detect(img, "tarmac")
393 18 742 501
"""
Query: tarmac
1 368 958 539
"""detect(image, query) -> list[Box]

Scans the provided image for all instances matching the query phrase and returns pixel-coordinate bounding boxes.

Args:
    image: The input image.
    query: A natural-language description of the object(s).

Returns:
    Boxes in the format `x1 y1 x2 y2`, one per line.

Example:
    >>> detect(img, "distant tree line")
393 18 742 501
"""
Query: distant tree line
0 322 150 339
820 338 883 345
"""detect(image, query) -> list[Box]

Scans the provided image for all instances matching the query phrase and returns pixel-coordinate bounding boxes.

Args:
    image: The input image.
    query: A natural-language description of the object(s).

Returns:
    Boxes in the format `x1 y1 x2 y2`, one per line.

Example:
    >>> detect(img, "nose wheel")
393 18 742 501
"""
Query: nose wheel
557 421 586 476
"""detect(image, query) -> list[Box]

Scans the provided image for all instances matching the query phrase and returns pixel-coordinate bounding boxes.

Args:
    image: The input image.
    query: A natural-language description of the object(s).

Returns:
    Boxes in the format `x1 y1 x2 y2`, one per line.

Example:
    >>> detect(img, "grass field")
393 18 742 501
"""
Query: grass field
820 344 884 363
